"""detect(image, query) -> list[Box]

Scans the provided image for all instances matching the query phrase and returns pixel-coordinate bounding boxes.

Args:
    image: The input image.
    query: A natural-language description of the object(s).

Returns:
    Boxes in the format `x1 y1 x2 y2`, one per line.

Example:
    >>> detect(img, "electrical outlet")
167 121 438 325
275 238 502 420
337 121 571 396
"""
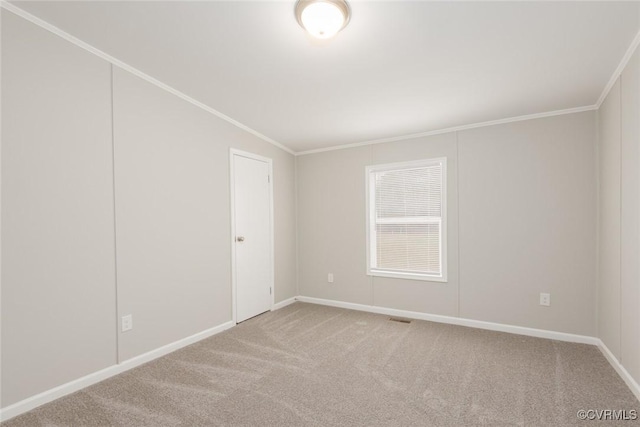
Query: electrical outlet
328 273 334 283
539 293 551 307
122 314 133 332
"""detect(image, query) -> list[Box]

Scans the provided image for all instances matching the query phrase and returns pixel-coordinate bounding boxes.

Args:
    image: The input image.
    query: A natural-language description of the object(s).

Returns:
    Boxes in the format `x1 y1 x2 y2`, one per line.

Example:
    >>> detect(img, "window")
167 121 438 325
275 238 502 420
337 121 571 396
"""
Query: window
366 158 447 282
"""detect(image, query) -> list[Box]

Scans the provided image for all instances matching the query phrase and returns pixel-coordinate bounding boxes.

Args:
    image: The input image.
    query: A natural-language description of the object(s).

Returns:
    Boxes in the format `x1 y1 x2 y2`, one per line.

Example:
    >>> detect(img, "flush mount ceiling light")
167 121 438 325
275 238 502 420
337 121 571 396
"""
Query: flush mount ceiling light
295 0 351 39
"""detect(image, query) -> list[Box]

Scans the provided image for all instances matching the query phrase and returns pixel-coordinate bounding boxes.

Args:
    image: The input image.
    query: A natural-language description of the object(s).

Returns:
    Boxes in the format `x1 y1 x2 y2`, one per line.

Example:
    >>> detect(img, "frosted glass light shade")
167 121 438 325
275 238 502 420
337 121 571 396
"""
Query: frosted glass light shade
295 0 350 39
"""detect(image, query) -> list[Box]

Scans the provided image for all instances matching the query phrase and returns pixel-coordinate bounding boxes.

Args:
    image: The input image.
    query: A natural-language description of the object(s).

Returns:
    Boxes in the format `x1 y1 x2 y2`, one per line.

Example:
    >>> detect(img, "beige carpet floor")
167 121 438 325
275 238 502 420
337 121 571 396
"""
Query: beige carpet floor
3 302 639 426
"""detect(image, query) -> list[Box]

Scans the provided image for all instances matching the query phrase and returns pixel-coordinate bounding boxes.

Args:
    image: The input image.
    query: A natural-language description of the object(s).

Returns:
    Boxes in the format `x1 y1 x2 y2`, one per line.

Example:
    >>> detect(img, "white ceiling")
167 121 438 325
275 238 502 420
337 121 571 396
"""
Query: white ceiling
11 1 640 152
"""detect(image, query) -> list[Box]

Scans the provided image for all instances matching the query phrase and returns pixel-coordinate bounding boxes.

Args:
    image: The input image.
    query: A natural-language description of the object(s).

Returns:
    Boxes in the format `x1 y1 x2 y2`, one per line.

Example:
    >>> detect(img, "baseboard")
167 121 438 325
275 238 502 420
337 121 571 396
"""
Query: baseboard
0 320 235 422
4 299 637 422
1 295 299 421
296 296 640 402
295 296 599 345
272 296 297 310
1 297 305 421
597 340 640 402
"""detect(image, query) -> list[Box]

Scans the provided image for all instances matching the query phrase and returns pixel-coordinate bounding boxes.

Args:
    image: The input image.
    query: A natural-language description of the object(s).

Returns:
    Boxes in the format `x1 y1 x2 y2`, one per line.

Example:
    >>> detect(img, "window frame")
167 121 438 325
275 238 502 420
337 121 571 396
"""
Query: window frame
365 158 448 283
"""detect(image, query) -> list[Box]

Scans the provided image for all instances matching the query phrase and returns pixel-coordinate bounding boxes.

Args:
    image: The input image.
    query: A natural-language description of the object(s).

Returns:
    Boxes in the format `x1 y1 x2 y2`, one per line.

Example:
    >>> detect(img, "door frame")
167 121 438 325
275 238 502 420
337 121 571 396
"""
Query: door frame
229 148 275 324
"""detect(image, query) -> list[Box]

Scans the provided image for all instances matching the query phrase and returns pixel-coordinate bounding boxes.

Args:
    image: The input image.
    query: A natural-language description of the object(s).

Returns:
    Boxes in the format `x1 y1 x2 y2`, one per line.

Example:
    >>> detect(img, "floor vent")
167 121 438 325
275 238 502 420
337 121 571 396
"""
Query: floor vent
389 317 411 324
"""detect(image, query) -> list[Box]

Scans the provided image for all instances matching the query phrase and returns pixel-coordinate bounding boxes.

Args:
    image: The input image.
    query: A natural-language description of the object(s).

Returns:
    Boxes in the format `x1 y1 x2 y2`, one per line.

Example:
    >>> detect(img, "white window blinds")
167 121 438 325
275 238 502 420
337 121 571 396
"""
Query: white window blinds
367 159 446 281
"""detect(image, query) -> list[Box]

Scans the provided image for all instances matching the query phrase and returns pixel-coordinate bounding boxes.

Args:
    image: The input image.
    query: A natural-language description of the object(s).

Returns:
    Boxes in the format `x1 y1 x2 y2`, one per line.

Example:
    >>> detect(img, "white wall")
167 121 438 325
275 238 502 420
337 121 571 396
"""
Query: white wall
297 111 597 336
598 45 640 386
1 10 296 407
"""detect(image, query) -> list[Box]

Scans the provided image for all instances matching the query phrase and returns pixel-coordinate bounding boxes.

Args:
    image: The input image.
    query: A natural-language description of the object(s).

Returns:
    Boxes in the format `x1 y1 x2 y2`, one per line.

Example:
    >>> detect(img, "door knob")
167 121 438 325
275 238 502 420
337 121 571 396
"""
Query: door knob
236 236 245 242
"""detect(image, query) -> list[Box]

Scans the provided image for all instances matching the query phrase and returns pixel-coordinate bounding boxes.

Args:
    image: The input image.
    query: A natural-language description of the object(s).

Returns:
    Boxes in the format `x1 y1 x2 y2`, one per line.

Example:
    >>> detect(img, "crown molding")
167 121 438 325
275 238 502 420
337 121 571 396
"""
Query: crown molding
295 23 640 157
295 105 597 156
595 27 640 109
0 1 296 156
2 0 638 157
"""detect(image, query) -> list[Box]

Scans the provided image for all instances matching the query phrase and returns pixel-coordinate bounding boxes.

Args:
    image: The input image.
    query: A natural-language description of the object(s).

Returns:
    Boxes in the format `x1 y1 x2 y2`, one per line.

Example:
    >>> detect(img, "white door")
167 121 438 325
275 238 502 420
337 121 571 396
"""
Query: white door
231 151 273 323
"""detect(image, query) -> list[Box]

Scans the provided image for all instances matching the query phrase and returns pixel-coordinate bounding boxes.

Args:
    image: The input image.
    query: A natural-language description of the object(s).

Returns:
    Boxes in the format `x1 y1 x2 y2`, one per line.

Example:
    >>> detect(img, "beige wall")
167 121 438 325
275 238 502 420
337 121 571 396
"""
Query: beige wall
297 134 460 316
298 111 597 336
3 1 639 412
1 11 117 406
598 45 640 386
458 113 596 335
598 79 622 357
1 11 296 407
620 46 640 387
113 68 297 361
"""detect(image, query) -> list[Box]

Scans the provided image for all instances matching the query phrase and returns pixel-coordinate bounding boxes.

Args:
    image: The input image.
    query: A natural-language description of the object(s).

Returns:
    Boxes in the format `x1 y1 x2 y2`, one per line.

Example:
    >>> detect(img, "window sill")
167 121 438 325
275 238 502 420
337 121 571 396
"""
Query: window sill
367 270 447 283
